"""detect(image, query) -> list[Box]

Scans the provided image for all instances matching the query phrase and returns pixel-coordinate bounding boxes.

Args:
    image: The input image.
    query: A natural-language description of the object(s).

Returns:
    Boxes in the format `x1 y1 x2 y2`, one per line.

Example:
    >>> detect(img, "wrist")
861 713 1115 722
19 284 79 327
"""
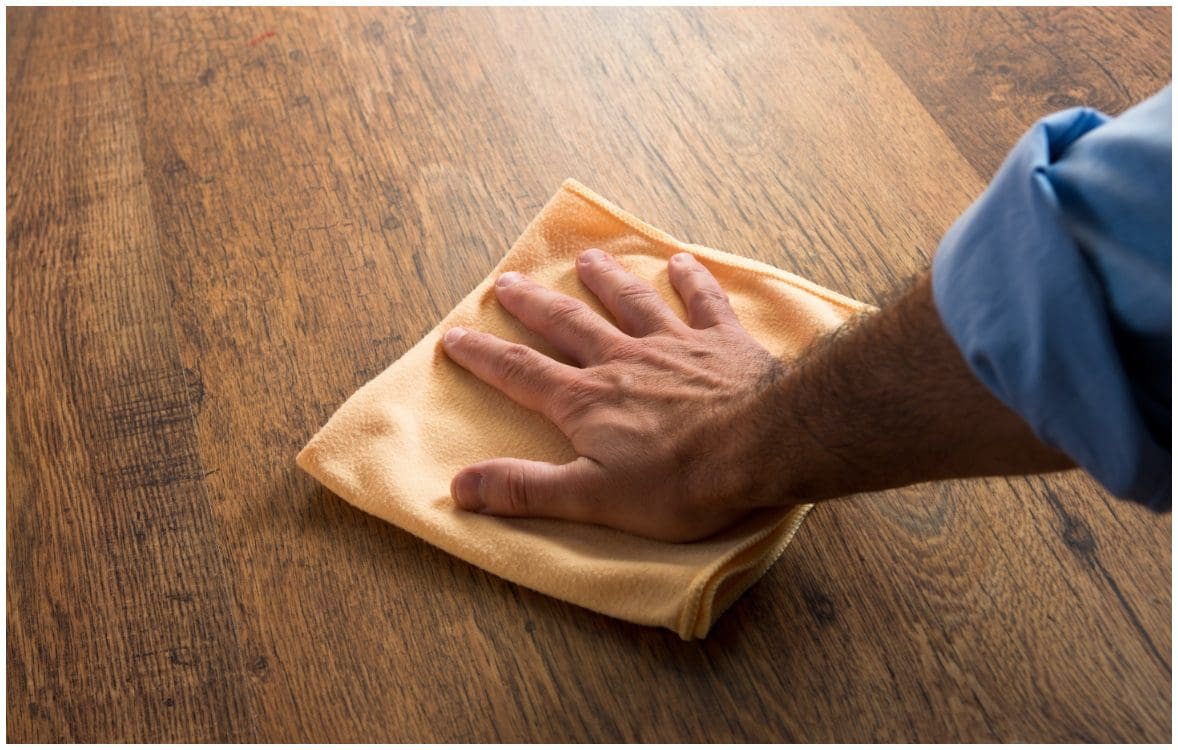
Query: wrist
745 353 860 506
752 272 1076 506
765 362 866 503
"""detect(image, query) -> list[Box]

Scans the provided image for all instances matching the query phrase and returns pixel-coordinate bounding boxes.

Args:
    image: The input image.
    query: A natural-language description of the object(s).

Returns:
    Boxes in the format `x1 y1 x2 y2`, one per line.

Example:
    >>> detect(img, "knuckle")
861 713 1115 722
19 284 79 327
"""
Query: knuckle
544 296 587 330
677 261 718 286
554 372 607 423
495 343 536 383
693 287 731 309
615 280 657 306
502 466 532 515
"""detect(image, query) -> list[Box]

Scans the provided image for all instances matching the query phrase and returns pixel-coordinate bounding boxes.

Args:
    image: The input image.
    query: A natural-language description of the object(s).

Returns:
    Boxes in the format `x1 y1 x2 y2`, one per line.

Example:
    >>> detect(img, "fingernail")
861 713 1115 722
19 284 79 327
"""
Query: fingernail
497 271 522 287
579 248 605 263
671 252 694 264
444 327 467 345
452 472 485 511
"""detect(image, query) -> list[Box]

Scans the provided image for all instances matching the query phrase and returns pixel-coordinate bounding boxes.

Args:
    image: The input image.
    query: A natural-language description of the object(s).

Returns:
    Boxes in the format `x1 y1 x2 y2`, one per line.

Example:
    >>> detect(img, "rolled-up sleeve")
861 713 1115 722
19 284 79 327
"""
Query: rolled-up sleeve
932 85 1172 511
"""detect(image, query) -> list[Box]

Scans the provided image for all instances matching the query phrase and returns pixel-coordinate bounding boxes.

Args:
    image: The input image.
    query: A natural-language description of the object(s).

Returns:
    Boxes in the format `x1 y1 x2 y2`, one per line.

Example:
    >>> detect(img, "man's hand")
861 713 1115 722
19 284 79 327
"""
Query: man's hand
442 248 789 542
443 248 1076 543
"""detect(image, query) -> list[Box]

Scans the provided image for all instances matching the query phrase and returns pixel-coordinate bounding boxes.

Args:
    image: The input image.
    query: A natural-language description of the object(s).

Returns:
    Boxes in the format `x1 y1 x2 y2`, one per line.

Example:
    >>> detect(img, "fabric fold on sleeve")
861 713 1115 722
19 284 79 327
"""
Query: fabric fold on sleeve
932 90 1172 511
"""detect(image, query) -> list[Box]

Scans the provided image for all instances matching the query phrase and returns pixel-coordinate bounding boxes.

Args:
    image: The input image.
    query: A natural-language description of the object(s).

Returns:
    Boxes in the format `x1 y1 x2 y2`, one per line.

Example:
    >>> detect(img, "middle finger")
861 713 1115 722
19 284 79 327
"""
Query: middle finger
494 271 626 365
576 248 679 337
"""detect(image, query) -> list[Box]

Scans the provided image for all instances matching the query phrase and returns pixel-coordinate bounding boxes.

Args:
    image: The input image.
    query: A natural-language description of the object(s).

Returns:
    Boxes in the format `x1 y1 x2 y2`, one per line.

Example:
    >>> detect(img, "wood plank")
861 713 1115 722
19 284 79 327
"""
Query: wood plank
854 6 1172 178
8 6 1171 742
106 5 535 741
854 7 1172 739
5 8 254 742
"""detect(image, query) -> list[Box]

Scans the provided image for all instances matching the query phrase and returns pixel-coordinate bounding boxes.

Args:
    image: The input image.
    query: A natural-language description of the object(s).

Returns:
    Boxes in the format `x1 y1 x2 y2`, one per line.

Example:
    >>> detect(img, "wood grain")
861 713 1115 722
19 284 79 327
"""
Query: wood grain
854 6 1172 179
6 8 253 742
7 6 1171 742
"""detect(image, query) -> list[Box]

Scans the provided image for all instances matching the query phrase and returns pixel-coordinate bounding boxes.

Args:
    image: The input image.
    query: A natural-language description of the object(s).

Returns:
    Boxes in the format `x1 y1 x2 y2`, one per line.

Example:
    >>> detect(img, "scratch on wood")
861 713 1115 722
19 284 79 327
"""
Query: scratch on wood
248 30 276 47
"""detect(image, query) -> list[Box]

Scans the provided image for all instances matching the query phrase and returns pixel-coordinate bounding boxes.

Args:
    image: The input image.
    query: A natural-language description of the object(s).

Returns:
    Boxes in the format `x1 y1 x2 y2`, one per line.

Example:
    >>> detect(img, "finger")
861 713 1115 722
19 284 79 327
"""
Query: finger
442 327 576 421
493 271 626 365
667 252 739 329
576 248 678 337
451 456 603 522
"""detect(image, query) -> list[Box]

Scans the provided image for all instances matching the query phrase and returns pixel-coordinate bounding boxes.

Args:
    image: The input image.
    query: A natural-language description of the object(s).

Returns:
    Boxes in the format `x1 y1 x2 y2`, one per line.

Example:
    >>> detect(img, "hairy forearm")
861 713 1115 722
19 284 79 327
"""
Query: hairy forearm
770 272 1074 502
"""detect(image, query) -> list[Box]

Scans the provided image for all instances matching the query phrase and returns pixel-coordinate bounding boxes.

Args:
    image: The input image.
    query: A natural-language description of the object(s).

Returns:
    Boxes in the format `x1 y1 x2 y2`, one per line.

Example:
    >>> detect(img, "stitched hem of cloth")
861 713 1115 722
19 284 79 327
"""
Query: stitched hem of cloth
560 178 874 315
677 504 814 639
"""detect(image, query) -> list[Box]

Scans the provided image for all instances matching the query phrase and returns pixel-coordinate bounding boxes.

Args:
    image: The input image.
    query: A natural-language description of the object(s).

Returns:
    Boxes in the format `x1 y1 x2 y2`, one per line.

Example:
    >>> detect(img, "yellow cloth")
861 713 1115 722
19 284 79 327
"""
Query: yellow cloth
296 179 869 638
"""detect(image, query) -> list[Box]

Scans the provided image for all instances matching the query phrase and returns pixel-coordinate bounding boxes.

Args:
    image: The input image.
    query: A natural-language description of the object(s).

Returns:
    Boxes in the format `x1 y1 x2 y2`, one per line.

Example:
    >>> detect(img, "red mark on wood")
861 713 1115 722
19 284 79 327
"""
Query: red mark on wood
248 30 276 47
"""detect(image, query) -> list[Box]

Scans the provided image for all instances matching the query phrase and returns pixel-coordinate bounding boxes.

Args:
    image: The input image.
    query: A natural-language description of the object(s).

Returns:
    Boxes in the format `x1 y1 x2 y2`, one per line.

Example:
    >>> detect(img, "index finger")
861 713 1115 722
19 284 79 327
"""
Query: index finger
442 327 577 423
494 271 627 365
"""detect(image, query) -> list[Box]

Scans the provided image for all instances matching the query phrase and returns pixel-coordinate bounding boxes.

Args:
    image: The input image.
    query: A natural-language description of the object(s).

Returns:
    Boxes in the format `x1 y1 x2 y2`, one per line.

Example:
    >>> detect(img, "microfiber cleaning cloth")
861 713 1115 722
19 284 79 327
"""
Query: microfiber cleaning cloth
296 179 870 638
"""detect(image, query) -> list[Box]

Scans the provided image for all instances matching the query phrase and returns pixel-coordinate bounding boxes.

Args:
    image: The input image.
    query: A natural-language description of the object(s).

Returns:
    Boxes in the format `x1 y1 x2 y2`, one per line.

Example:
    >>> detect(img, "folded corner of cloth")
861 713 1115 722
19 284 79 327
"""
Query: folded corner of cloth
296 178 870 639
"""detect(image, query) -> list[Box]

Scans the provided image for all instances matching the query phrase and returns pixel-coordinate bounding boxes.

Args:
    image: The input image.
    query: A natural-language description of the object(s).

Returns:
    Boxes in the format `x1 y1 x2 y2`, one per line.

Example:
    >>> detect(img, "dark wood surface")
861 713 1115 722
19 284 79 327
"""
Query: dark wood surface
6 6 1171 742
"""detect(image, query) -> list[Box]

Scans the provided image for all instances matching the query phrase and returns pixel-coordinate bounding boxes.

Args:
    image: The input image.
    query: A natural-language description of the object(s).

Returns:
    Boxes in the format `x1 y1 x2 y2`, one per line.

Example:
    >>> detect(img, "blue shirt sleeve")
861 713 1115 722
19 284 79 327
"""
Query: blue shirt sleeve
931 85 1172 511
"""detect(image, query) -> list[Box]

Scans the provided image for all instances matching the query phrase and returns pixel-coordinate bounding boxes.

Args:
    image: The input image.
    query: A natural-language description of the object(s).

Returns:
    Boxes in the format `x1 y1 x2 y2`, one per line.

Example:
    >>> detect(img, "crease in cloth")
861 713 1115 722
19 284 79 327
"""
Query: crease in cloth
296 179 871 638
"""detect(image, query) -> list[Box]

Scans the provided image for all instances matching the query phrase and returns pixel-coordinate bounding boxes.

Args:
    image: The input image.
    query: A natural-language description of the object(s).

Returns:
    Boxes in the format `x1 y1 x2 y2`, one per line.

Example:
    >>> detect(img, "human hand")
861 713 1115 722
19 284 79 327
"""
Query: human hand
442 248 791 542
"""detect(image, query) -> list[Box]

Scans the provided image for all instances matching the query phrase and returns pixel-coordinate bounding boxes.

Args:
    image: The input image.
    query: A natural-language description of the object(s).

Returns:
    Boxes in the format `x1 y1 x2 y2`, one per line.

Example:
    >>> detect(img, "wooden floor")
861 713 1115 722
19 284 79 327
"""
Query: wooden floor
6 7 1171 742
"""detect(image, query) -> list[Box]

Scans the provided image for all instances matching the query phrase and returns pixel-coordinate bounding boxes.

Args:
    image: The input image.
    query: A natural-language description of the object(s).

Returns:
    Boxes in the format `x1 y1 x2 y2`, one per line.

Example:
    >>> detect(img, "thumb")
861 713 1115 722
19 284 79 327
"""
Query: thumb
450 457 600 522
